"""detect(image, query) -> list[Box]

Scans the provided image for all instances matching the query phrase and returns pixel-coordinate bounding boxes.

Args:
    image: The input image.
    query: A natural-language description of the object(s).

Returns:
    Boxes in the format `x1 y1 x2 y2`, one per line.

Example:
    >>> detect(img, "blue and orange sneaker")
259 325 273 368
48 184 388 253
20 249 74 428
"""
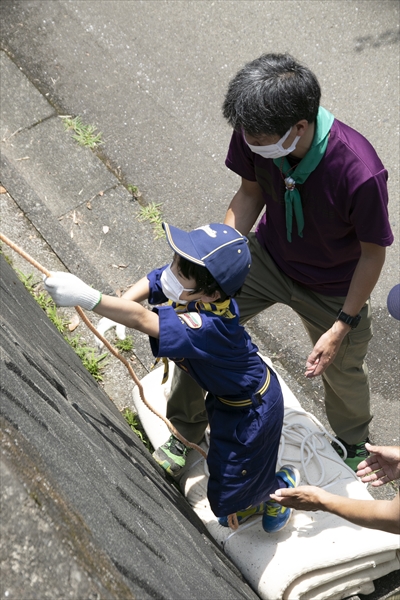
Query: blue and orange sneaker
262 465 300 533
218 502 265 528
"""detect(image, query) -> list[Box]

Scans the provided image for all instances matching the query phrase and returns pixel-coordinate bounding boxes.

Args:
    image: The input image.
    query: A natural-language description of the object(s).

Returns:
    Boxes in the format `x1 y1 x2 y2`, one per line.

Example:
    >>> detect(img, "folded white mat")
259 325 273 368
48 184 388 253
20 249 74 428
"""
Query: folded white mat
132 359 400 600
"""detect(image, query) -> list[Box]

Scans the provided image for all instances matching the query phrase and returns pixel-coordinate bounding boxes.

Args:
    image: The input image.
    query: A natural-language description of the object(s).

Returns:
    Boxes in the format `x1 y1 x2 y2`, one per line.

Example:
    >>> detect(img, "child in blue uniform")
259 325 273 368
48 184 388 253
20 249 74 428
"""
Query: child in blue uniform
44 222 299 532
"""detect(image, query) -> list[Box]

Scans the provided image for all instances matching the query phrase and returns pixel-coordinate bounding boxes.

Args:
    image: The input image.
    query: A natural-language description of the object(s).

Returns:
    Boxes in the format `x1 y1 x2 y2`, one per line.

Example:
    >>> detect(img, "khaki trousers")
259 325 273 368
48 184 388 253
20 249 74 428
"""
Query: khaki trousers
167 233 373 445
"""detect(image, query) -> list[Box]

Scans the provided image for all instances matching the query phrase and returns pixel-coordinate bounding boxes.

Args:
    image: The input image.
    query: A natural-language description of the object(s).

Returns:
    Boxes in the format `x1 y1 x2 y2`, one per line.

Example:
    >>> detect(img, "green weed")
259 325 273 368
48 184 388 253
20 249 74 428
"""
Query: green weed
138 202 164 240
127 184 142 199
17 270 36 293
114 336 134 352
17 271 69 334
0 244 13 266
68 335 108 381
46 303 70 333
122 407 153 451
17 269 107 381
61 116 103 148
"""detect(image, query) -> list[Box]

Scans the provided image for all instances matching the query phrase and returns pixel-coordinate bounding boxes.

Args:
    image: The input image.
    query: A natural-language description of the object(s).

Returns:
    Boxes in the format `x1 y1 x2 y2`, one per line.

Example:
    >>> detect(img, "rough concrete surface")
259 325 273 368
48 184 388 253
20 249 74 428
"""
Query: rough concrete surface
1 256 260 600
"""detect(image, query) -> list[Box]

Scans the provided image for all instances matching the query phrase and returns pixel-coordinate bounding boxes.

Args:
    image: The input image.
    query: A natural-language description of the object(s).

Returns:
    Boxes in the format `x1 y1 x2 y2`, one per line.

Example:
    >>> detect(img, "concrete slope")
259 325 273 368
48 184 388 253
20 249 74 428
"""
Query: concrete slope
0 256 260 600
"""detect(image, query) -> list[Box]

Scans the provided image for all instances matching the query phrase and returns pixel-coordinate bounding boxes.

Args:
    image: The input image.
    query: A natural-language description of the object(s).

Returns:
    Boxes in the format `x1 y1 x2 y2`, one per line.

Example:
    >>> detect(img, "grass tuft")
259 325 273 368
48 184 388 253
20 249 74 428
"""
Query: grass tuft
138 202 164 240
61 116 103 148
122 407 153 451
17 270 107 380
114 336 134 352
127 184 142 200
68 335 108 380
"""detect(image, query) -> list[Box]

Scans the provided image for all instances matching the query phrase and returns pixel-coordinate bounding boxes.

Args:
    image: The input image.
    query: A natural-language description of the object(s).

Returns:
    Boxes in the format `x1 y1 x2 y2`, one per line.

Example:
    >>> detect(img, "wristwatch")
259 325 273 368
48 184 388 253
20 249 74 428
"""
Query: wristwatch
336 309 361 329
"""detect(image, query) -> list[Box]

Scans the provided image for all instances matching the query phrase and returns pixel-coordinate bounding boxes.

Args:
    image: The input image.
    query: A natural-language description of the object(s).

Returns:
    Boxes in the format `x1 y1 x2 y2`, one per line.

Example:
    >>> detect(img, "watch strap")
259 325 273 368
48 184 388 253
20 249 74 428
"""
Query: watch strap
336 309 361 329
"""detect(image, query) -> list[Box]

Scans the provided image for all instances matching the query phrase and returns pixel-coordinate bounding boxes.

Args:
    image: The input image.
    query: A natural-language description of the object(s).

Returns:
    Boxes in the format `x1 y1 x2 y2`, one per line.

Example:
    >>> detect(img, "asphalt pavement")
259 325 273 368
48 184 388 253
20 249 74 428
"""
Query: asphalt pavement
1 1 399 598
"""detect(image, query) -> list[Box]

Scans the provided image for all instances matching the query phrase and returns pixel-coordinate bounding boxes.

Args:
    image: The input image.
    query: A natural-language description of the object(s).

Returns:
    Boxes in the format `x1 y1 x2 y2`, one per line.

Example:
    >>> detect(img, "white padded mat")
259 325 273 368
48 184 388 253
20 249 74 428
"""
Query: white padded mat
132 358 400 600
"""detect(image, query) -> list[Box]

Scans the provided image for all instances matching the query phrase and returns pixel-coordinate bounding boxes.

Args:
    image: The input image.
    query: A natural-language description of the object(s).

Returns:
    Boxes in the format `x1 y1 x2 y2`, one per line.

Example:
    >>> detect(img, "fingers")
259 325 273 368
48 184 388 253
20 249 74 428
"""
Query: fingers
94 318 127 349
42 271 55 283
42 271 57 289
115 323 126 340
305 355 331 377
305 349 321 378
269 486 320 510
269 490 293 507
356 457 380 474
305 357 320 378
360 474 387 487
357 465 389 486
94 317 114 349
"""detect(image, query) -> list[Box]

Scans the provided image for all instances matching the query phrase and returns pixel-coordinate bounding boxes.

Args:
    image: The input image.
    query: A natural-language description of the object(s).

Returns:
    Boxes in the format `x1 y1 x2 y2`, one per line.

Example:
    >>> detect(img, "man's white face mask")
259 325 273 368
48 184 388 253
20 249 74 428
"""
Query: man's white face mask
245 127 300 159
160 264 195 304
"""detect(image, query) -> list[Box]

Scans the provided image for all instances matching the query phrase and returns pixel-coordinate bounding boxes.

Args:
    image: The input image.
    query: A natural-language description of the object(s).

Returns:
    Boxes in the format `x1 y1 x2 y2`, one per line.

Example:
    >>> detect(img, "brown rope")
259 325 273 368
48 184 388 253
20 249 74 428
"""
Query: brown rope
0 232 207 460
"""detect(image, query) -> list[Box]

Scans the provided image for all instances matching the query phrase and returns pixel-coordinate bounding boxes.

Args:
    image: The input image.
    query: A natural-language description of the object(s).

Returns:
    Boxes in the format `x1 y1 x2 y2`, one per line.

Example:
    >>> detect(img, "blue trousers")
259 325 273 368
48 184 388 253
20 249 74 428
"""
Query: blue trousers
205 368 284 517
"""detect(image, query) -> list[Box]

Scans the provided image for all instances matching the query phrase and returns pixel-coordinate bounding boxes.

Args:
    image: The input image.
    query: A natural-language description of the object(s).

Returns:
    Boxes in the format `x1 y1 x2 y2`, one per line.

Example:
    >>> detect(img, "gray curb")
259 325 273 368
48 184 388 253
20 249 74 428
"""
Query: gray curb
1 153 114 295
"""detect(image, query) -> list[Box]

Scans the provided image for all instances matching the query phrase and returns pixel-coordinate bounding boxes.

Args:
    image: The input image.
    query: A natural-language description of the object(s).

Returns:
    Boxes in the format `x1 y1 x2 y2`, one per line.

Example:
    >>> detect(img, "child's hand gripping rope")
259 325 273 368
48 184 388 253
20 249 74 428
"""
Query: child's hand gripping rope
44 272 127 347
43 271 102 310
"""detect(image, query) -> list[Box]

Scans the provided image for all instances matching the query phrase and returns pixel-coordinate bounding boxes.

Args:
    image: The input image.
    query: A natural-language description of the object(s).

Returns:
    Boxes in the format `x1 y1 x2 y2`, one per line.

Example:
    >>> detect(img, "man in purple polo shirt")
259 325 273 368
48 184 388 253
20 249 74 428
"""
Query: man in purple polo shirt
154 53 393 476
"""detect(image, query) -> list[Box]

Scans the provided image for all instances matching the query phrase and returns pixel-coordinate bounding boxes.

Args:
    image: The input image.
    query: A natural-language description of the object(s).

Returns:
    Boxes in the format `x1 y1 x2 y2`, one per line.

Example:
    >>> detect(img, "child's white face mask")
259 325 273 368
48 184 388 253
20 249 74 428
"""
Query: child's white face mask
160 265 195 304
245 127 300 159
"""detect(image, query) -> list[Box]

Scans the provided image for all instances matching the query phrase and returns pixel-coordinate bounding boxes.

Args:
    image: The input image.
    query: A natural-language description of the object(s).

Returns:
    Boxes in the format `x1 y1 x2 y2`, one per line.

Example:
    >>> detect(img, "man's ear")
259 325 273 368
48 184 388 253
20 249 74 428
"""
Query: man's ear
294 119 309 137
200 290 221 303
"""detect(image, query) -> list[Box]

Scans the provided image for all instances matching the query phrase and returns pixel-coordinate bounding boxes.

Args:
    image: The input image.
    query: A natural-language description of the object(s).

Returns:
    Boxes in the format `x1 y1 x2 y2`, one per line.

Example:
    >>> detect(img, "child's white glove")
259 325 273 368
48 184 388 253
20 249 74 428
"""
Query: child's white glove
43 272 101 311
94 317 126 349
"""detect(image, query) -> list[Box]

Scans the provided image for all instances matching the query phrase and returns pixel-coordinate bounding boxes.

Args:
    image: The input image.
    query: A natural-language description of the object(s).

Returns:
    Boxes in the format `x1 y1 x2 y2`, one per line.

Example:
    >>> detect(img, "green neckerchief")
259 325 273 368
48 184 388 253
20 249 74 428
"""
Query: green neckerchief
273 106 334 242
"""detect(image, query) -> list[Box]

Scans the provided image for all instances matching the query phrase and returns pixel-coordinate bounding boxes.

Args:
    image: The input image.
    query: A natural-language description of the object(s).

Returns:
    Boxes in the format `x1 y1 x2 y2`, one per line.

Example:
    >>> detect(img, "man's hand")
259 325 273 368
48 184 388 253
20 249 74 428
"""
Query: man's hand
305 322 349 377
356 443 400 486
270 485 326 511
305 243 386 378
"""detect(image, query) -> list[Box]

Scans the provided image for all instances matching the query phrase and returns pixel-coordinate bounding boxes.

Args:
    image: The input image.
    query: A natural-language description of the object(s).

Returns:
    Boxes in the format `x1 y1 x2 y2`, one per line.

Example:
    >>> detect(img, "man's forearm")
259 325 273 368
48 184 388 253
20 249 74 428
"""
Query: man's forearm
321 490 400 535
341 242 386 317
224 179 265 235
325 242 386 342
272 486 400 535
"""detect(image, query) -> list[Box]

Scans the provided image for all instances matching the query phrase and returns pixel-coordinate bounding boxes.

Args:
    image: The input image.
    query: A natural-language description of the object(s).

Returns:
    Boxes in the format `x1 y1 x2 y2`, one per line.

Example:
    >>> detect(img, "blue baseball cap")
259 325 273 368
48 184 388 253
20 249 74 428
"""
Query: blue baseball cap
387 284 400 321
163 223 251 296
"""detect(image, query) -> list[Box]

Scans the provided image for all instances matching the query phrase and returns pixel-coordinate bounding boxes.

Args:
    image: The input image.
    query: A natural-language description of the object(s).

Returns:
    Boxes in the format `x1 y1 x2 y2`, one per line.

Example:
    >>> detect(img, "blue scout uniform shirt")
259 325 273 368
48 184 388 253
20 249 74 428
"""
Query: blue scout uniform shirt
147 266 284 517
147 265 267 399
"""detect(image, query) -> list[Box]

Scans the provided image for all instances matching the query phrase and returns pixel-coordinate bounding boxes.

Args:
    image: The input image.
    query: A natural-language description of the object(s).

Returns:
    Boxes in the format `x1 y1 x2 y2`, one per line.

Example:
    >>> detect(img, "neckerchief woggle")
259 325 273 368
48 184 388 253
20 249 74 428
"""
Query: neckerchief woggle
154 298 236 383
273 106 334 242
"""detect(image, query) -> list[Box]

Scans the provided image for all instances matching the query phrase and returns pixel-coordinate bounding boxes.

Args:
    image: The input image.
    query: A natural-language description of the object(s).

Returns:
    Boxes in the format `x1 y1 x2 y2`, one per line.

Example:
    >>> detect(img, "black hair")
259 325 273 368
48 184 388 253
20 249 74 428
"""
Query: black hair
222 53 321 137
177 255 230 301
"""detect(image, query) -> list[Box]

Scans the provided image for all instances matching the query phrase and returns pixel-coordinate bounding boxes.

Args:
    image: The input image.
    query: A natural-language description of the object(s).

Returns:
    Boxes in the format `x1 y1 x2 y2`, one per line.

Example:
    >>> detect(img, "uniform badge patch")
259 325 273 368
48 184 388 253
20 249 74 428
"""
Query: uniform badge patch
178 312 202 329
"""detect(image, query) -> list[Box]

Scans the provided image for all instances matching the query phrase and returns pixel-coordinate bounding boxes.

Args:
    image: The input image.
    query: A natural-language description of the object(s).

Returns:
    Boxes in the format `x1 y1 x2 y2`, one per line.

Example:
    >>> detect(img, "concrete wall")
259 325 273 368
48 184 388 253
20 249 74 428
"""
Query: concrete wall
0 256 259 600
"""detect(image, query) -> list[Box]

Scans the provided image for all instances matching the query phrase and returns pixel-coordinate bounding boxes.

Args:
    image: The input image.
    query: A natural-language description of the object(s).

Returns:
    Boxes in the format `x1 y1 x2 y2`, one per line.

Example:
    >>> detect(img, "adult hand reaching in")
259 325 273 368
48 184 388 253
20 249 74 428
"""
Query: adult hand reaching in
356 443 400 486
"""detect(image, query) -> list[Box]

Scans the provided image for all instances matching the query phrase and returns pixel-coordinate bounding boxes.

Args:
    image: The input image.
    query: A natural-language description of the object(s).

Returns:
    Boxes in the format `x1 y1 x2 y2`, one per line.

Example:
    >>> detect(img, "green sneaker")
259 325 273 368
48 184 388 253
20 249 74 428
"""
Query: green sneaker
152 435 190 476
332 437 370 471
218 503 266 528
